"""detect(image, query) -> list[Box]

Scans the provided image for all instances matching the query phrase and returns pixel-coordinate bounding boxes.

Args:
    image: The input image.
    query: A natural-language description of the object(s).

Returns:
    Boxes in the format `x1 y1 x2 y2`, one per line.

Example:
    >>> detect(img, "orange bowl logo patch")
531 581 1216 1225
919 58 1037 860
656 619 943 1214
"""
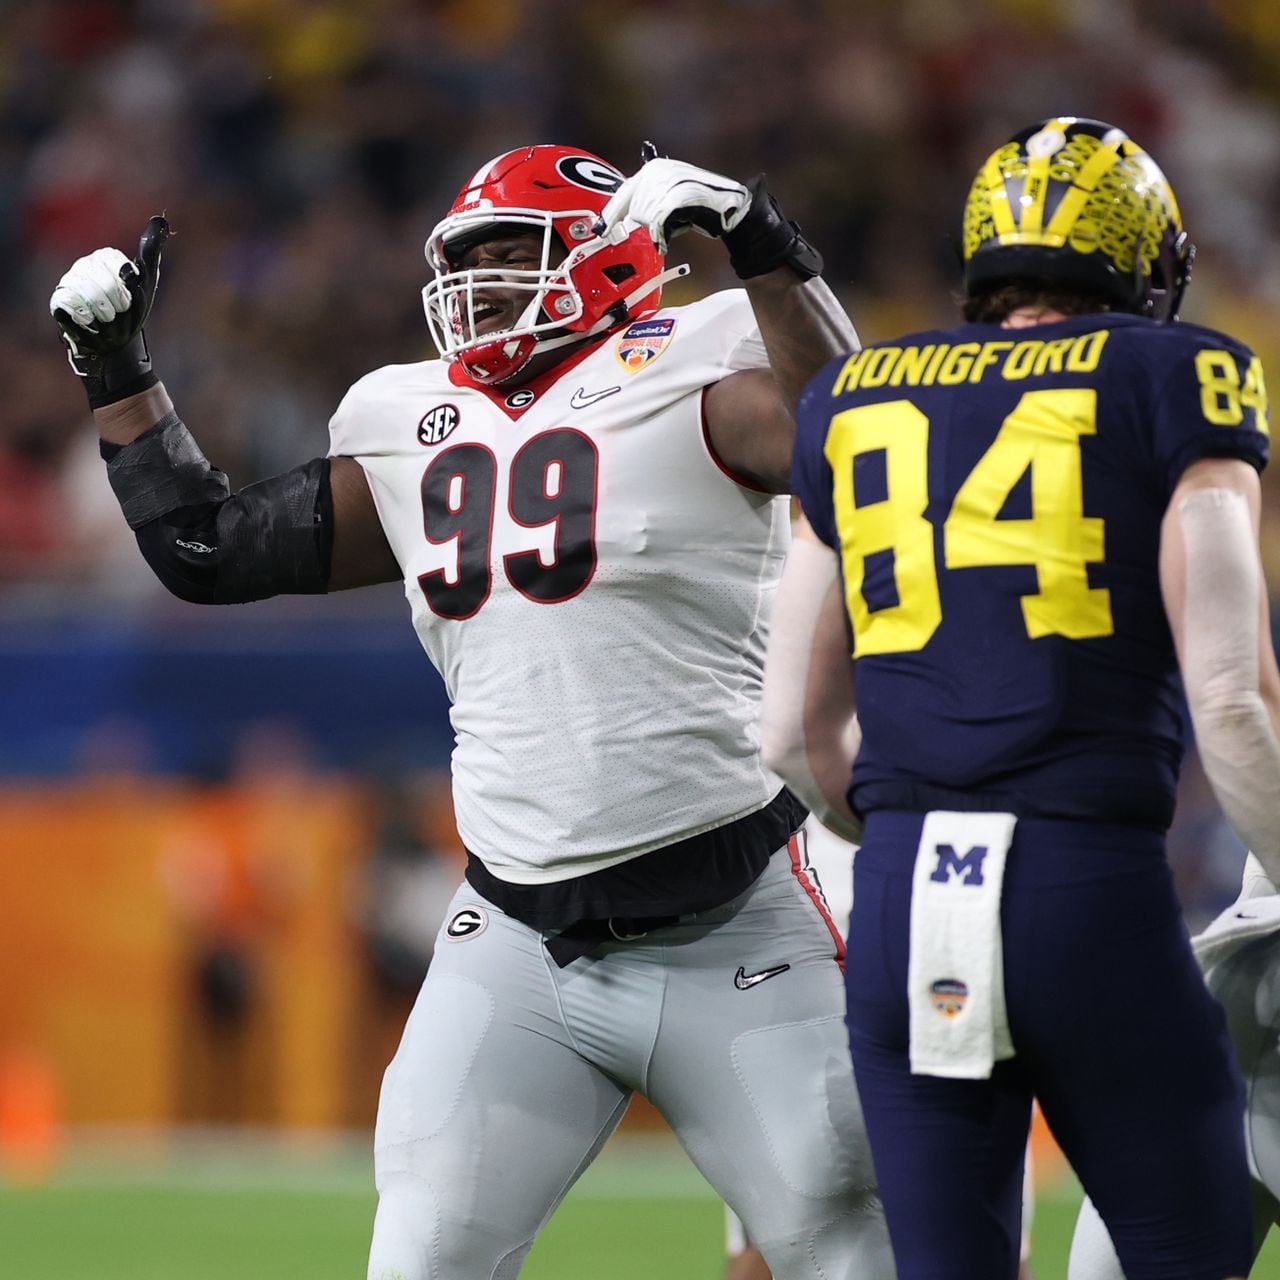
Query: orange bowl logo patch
616 317 675 372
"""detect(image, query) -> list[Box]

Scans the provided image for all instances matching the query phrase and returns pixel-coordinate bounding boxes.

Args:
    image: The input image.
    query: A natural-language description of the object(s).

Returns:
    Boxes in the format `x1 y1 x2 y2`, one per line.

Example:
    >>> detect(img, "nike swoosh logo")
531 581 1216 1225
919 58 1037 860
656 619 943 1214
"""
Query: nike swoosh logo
734 963 791 990
570 385 621 409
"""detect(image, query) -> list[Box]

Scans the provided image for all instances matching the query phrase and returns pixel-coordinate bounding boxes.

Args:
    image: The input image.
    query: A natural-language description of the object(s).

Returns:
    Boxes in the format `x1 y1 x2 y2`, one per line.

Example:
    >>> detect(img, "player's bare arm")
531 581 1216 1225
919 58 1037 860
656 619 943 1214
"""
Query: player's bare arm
742 269 858 411
1160 453 1280 880
50 219 398 597
325 456 400 588
597 155 857 493
701 270 857 491
762 515 862 840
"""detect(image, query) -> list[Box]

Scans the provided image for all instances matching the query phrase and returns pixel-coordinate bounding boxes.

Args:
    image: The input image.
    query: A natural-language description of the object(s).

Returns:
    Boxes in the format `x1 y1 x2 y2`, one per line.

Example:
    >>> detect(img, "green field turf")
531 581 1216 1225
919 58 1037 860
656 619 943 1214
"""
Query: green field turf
2 1132 1278 1278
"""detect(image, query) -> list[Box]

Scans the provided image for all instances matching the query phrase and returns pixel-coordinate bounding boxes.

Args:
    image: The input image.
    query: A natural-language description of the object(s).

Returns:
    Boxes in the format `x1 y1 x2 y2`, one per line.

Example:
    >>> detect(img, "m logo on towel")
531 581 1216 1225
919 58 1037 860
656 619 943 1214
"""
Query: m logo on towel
929 843 989 886
909 813 1016 1078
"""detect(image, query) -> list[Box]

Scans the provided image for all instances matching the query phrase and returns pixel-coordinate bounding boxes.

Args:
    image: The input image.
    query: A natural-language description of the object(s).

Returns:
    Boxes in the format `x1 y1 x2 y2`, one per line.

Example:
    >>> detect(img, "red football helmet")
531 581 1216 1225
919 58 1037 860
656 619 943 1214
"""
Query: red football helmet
422 145 676 384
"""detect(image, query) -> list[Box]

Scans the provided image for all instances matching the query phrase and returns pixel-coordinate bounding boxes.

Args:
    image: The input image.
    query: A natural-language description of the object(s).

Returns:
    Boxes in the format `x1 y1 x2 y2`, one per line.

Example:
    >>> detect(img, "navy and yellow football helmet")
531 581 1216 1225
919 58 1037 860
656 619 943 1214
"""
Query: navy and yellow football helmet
962 117 1194 321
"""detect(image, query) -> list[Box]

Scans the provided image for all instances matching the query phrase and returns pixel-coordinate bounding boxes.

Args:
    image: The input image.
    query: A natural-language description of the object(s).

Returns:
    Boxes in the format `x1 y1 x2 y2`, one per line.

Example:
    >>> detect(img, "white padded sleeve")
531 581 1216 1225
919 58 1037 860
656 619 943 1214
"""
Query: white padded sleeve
761 532 862 842
1178 487 1280 881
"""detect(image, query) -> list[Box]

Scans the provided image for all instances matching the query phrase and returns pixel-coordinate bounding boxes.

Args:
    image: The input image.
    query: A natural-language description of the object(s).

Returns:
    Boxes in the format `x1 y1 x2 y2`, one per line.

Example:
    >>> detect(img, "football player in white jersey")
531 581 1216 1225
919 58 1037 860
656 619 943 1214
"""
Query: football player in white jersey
1069 852 1280 1279
49 146 894 1279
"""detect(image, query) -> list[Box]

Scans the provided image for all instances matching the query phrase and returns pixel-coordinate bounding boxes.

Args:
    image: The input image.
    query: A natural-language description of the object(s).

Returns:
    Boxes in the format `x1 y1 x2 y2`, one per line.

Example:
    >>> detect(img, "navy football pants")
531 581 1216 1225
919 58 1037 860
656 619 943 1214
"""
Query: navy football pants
846 812 1251 1280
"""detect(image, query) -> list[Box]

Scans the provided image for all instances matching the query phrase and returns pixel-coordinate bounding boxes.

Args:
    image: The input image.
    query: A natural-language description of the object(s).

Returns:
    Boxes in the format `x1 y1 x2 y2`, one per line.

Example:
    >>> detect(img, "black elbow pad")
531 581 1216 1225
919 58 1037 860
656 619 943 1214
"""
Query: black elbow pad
106 412 334 603
134 459 334 603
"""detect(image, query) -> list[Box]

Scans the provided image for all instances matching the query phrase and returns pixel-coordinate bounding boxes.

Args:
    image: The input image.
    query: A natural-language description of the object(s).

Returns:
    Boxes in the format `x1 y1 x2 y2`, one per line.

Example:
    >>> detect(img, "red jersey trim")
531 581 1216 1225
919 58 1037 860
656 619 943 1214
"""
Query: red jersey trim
699 386 775 494
448 331 619 421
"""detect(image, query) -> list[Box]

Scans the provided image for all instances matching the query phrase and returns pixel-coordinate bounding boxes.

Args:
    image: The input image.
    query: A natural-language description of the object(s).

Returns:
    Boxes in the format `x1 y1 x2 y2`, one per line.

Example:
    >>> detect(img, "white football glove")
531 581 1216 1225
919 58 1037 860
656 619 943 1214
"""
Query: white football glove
596 158 751 254
50 247 138 336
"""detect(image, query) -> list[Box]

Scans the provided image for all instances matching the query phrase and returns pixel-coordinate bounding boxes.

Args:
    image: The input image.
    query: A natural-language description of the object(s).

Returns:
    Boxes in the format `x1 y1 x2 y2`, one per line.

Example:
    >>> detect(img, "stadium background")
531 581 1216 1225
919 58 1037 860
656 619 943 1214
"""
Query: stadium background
1 0 1279 1275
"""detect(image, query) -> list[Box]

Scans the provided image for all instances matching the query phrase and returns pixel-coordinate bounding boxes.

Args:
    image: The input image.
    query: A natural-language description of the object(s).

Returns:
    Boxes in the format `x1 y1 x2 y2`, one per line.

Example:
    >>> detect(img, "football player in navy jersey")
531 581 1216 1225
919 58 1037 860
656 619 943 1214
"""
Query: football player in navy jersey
764 116 1278 1280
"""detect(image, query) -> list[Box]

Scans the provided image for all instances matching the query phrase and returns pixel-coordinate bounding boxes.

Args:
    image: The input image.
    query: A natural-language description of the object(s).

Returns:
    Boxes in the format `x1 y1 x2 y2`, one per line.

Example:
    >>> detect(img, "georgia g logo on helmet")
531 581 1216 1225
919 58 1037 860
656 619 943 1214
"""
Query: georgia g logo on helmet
555 155 625 196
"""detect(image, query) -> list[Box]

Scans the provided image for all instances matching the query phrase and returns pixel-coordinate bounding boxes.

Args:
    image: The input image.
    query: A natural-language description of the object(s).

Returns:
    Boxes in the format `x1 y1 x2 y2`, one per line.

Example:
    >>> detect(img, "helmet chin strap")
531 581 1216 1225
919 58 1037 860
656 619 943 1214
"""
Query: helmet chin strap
537 262 693 352
452 261 692 373
565 262 691 344
608 263 691 324
523 262 695 351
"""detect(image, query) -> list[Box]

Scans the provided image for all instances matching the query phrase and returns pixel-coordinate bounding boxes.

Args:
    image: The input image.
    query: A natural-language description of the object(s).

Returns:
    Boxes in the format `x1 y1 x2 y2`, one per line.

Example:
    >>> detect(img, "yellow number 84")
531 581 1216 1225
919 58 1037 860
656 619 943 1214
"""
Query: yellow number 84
825 388 1114 656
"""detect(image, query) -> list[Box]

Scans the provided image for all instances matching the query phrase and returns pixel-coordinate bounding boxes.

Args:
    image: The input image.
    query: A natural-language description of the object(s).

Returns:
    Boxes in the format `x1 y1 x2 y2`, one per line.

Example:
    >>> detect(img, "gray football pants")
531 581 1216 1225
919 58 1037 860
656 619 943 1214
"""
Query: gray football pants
366 843 892 1280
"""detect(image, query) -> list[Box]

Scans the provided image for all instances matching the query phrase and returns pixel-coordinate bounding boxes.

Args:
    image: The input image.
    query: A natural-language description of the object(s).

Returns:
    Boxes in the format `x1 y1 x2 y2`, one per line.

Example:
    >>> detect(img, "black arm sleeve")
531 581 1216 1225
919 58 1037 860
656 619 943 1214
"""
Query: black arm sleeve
103 412 334 603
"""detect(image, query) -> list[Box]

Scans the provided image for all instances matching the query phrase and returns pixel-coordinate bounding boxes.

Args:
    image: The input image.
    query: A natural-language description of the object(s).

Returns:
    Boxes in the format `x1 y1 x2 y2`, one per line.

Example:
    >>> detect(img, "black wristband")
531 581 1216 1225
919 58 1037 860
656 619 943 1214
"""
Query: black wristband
76 331 158 410
722 175 824 281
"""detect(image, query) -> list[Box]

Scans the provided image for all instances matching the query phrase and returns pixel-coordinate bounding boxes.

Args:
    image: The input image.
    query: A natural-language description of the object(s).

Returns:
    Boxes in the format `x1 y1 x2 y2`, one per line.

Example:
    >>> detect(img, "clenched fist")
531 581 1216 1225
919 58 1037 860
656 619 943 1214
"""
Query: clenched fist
50 215 171 409
595 152 821 283
595 157 752 255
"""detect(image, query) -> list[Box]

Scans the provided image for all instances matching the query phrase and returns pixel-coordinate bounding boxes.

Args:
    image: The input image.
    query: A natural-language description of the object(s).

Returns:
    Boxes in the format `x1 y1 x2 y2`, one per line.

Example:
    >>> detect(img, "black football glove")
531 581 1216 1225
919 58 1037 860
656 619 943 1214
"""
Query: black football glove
49 215 171 409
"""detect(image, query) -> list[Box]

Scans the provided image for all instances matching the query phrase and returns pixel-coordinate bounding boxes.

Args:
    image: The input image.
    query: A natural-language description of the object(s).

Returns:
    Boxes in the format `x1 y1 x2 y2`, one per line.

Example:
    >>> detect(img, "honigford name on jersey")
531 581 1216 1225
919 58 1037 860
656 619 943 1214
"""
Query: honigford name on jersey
830 330 1110 393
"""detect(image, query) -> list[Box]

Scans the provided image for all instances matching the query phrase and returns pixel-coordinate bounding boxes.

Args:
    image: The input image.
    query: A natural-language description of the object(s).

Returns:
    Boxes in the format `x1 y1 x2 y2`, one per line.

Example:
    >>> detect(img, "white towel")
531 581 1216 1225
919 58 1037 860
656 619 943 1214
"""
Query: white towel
908 810 1017 1079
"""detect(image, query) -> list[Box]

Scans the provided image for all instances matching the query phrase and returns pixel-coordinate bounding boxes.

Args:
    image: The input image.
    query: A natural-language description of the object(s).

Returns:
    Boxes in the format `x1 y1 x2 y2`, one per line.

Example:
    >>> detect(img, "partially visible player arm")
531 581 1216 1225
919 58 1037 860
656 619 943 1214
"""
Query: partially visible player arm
52 221 399 598
1160 455 1280 881
761 515 862 841
702 270 855 492
596 156 857 492
724 1244 772 1280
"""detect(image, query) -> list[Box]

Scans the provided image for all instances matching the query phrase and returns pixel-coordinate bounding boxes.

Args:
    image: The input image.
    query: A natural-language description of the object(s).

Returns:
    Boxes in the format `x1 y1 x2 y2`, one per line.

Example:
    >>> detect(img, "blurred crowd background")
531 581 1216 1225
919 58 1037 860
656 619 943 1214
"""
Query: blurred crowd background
1 0 1278 1142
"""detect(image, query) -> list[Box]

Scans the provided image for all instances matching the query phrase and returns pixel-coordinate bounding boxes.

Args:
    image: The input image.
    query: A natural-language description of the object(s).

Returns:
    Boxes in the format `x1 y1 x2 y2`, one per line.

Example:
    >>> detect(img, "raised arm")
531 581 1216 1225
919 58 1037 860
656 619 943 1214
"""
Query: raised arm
50 219 399 600
761 515 862 841
701 269 855 491
597 157 858 492
1160 455 1280 881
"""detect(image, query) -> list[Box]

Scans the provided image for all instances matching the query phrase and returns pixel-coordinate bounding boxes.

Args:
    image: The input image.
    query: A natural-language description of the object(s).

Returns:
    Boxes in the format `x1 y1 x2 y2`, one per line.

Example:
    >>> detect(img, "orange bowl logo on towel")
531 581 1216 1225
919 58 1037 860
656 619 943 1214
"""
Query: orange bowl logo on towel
930 978 969 1017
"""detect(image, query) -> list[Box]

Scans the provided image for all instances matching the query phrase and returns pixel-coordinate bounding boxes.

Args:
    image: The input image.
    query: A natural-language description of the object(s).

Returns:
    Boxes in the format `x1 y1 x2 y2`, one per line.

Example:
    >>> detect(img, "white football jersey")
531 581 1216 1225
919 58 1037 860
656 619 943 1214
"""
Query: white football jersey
329 290 791 883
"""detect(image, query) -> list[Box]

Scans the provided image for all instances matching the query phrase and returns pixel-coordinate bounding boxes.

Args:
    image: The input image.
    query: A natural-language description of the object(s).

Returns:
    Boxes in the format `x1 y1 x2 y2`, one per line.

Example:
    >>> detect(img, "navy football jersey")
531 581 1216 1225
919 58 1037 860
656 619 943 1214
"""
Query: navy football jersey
792 314 1270 829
